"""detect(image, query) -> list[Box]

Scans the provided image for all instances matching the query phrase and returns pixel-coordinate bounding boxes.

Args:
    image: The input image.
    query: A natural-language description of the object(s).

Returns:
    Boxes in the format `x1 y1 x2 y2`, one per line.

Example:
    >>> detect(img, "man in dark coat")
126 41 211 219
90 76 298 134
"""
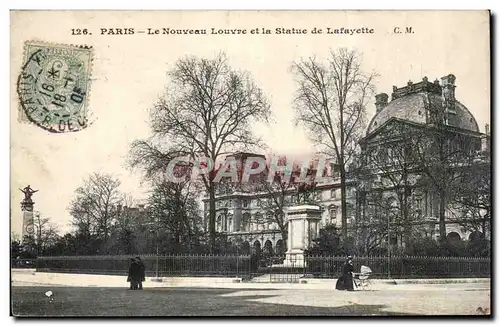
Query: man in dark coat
127 258 140 290
135 256 146 290
336 256 355 291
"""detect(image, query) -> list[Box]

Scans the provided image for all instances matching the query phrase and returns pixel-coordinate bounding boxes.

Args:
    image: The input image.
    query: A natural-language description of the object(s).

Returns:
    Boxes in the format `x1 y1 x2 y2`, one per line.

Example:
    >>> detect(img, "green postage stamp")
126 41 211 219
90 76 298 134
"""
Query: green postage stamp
17 41 93 133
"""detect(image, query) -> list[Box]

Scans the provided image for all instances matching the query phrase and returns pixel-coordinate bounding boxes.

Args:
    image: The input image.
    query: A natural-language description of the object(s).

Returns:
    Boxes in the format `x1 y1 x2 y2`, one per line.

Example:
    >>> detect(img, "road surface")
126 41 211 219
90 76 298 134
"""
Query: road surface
11 283 491 316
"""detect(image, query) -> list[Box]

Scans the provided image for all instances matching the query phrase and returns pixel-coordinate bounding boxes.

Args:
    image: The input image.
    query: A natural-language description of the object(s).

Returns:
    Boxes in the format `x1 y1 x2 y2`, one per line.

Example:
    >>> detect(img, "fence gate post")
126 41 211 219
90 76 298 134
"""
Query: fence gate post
387 255 391 279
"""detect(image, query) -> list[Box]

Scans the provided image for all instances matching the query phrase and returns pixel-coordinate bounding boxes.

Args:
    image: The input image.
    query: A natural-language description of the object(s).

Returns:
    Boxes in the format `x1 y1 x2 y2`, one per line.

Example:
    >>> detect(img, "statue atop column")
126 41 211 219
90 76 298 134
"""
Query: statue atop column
19 185 38 239
20 185 38 210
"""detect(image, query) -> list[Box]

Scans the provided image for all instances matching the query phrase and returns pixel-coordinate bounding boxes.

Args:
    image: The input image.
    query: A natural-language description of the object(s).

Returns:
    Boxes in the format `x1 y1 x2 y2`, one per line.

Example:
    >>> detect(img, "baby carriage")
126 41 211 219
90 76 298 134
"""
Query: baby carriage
353 265 372 291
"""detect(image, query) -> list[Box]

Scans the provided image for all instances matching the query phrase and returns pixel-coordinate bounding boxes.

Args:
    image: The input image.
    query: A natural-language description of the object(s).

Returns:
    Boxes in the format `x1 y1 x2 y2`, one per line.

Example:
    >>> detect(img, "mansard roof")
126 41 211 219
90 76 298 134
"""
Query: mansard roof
366 75 480 136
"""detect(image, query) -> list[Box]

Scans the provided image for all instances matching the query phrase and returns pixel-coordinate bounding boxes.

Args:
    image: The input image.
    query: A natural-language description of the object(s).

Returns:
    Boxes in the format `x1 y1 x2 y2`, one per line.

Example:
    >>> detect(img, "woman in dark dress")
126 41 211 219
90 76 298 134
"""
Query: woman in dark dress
127 258 140 290
336 256 355 291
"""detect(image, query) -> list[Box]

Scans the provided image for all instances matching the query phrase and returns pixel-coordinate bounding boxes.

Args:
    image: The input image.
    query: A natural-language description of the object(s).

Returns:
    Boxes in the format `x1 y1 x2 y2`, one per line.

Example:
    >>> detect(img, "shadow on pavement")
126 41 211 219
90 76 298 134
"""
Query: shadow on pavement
12 286 417 317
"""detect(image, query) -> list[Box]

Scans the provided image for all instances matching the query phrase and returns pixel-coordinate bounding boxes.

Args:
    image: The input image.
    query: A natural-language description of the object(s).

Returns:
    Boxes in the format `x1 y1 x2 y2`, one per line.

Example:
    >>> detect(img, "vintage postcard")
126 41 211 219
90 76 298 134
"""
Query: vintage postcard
10 10 491 317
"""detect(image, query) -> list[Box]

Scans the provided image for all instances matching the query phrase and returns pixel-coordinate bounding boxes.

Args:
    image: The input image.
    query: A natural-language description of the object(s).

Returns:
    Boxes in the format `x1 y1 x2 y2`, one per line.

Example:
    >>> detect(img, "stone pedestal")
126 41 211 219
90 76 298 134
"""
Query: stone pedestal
21 203 35 240
282 205 322 268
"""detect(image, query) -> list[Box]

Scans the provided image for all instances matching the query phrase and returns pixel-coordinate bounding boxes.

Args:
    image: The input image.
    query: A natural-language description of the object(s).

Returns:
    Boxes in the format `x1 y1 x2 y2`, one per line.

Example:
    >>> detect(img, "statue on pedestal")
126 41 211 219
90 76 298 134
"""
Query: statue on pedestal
295 182 317 205
20 185 38 210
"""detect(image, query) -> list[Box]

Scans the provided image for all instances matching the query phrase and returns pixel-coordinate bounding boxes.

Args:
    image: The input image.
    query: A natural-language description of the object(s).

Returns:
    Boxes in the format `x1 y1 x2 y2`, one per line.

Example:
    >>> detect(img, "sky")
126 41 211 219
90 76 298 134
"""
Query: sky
10 11 490 235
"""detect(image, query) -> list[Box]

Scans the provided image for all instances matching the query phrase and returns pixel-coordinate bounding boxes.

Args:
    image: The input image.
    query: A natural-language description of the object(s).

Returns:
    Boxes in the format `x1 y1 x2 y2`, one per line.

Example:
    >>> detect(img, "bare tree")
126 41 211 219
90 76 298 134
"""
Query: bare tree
114 193 138 230
129 52 271 250
292 48 377 239
110 194 139 254
253 157 295 242
148 179 202 251
414 126 479 241
33 213 60 256
68 173 122 242
360 121 424 245
449 154 491 237
250 155 323 243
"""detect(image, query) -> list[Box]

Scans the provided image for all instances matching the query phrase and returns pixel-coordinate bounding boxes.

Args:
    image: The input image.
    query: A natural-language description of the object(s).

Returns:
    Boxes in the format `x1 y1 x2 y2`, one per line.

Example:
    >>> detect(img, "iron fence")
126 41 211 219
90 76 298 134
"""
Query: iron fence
303 255 491 279
11 258 36 269
34 254 490 280
36 254 252 278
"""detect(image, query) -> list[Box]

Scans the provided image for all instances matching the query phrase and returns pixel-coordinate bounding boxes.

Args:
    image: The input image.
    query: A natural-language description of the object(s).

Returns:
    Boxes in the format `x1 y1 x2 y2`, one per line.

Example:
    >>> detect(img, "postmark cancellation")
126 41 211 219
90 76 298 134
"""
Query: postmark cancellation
17 41 93 133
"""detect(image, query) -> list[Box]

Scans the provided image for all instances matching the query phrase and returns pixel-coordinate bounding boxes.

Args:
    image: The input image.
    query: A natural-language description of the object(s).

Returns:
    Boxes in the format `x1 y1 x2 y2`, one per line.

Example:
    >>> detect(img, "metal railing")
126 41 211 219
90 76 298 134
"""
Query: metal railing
303 255 490 279
11 258 36 269
34 254 490 280
36 254 252 278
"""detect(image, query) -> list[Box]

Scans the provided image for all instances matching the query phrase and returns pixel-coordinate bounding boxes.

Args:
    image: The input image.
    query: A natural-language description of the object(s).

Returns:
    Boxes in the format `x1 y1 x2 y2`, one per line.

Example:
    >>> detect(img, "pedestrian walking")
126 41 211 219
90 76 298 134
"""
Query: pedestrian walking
336 256 355 291
127 258 140 290
135 256 146 290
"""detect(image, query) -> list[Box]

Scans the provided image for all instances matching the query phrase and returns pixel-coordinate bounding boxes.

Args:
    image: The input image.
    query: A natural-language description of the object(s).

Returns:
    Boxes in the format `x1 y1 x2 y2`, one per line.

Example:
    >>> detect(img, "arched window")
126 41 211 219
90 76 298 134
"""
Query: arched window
469 231 484 243
447 232 461 242
253 240 261 257
241 241 250 254
264 240 274 256
275 239 285 256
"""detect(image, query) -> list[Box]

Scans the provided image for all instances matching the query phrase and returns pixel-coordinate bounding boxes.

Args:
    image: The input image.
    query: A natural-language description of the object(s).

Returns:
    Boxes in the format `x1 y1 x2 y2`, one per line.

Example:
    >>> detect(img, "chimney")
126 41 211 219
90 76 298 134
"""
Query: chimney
440 74 456 112
481 123 491 153
375 93 389 113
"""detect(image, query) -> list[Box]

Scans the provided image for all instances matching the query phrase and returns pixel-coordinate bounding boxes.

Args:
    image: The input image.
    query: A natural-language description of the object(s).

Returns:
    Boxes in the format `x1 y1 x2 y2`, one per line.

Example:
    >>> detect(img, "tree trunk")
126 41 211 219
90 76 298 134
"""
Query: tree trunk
437 131 447 242
439 189 446 241
354 188 362 252
340 168 348 240
403 186 410 247
277 212 288 246
208 183 216 252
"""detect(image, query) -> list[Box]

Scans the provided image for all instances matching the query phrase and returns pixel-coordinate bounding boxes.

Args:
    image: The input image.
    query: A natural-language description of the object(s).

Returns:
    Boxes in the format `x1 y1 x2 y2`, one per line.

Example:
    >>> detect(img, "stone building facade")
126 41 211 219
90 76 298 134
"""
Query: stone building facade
204 172 357 256
202 74 490 256
356 74 490 253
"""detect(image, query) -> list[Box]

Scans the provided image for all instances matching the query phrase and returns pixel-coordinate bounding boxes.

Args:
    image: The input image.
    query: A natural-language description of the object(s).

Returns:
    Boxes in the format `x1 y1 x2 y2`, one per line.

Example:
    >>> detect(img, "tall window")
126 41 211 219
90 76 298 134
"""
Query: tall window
330 189 337 199
266 213 274 230
217 215 222 232
228 216 233 232
386 197 399 222
241 213 250 232
329 205 338 223
414 195 423 218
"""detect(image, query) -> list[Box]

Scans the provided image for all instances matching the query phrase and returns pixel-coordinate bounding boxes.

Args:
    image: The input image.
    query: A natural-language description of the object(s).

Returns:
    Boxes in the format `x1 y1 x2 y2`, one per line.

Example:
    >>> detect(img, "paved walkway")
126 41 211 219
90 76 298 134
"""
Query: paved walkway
11 269 490 290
